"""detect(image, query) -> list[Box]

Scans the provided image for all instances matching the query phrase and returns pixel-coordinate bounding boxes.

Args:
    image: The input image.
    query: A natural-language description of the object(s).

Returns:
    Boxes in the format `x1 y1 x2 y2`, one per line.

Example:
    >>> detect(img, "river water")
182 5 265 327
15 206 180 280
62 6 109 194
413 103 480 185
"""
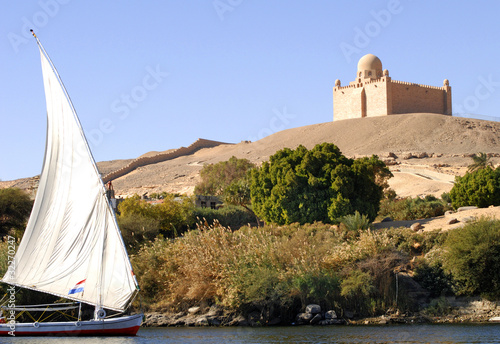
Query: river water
1 324 499 344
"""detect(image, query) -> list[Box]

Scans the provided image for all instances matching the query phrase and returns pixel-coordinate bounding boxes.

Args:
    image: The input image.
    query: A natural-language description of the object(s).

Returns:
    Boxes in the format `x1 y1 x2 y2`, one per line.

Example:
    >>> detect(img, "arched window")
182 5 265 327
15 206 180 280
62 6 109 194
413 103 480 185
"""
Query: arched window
368 71 372 77
359 72 362 77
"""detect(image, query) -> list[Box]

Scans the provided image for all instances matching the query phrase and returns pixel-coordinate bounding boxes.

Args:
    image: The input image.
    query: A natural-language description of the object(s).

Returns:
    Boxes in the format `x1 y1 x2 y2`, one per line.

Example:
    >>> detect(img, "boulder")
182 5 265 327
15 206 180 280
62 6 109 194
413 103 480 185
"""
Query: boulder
206 305 222 317
295 312 313 324
462 216 477 223
325 310 337 319
188 306 200 314
310 313 323 325
207 316 221 326
195 316 209 326
305 304 321 314
410 222 422 231
228 314 248 326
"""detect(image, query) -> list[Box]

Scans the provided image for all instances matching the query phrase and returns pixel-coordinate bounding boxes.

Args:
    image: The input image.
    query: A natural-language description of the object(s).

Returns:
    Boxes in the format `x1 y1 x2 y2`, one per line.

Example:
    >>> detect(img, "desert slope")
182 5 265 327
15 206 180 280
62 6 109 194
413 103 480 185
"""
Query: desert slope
104 114 500 197
2 114 500 198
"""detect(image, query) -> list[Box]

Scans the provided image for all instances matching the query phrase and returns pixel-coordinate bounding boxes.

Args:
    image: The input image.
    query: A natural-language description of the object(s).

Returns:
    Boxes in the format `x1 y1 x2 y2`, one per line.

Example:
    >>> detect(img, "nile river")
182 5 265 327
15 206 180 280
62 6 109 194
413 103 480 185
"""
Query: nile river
1 324 499 343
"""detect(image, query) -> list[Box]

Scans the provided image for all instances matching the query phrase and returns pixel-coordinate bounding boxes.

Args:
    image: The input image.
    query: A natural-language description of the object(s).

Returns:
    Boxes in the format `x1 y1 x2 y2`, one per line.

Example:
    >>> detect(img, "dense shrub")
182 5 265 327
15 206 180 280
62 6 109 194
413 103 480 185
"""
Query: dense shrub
117 213 161 252
414 262 453 297
449 167 500 208
194 156 255 197
290 269 340 311
0 188 33 236
424 297 452 316
442 218 500 299
440 192 451 204
192 205 256 229
117 194 195 244
384 227 447 256
340 269 375 313
378 195 450 221
250 143 391 225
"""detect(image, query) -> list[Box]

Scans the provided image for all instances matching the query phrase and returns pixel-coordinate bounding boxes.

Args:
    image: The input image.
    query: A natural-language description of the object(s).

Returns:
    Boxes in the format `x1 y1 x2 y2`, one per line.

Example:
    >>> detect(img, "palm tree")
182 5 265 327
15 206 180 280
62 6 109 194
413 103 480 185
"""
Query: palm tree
467 152 493 172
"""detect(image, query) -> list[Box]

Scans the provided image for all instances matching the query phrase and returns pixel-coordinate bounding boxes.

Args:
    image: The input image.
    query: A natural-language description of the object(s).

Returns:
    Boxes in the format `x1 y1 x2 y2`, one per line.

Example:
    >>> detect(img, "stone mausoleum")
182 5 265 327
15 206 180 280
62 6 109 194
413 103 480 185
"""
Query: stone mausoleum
333 54 452 121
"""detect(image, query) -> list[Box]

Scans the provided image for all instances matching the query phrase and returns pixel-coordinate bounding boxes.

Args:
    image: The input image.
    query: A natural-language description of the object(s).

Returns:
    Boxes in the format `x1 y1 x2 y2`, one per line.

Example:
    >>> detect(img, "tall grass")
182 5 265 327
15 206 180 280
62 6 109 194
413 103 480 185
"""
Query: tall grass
131 221 419 320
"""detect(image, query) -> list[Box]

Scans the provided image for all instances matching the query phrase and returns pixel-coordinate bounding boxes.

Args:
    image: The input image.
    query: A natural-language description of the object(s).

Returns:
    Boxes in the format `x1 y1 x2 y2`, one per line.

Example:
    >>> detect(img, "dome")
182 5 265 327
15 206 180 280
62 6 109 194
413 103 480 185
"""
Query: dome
357 54 382 72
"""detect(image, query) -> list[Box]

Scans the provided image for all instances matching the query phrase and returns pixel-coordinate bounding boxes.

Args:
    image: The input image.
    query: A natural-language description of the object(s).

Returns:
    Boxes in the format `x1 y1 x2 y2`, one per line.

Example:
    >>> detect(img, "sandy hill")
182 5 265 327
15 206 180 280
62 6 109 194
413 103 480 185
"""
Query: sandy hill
96 113 500 197
3 114 500 199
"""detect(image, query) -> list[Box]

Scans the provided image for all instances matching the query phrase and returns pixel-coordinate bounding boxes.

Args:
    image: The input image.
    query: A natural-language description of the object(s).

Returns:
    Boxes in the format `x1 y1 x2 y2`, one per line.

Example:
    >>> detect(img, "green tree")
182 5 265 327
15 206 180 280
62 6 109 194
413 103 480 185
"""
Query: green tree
0 188 33 235
250 143 391 225
195 156 258 221
194 156 255 197
449 167 500 208
443 218 500 299
468 152 493 173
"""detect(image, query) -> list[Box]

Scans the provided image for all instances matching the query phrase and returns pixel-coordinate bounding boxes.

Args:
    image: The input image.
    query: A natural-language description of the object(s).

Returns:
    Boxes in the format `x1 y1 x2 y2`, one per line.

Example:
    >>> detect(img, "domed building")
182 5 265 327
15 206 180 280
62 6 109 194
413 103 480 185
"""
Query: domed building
333 54 452 121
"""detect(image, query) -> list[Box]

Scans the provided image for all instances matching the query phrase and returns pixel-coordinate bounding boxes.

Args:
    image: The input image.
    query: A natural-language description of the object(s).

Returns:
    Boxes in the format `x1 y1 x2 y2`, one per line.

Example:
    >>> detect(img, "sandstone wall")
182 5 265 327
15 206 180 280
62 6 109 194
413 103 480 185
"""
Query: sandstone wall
390 81 451 115
102 138 228 183
333 85 364 121
364 78 390 118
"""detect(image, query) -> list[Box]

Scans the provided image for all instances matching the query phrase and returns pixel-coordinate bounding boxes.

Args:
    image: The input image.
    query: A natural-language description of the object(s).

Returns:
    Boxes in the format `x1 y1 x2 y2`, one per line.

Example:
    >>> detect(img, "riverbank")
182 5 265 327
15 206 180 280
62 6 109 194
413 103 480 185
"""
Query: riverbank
142 296 500 327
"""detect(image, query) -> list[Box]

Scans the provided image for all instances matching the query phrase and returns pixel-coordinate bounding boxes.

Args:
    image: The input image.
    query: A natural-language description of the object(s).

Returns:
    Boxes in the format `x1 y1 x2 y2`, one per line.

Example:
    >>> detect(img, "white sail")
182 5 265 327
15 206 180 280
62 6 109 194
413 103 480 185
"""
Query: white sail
1 45 139 312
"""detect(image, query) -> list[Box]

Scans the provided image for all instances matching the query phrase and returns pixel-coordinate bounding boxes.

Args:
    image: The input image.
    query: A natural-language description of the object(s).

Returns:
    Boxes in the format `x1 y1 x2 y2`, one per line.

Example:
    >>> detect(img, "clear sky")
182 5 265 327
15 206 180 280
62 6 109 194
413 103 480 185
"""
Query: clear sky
1 1 499 181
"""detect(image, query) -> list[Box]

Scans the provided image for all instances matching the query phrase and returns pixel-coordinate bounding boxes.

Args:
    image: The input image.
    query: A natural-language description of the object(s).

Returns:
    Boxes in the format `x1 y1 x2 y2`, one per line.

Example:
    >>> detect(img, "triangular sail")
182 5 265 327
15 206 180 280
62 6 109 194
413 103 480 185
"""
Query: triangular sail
2 41 139 312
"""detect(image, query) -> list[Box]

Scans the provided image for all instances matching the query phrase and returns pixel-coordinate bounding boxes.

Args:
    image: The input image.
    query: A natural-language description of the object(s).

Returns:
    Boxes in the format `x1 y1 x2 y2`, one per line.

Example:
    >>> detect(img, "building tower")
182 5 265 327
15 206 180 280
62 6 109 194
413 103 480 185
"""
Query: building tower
333 54 452 121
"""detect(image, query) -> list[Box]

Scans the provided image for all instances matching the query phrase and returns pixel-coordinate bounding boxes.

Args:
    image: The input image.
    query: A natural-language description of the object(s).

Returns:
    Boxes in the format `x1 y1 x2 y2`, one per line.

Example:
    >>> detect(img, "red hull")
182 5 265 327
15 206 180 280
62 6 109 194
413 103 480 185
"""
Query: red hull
0 313 142 336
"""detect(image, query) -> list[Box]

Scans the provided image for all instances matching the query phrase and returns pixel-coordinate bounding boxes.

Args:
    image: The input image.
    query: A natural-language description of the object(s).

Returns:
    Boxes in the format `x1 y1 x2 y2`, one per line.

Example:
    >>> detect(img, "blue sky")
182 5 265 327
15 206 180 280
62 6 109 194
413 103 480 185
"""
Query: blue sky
1 1 499 181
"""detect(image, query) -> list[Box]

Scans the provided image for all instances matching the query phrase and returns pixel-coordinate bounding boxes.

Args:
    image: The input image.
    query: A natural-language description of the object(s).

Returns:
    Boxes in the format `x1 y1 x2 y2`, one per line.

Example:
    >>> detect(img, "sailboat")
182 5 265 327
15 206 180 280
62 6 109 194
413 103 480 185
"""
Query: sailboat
0 31 142 336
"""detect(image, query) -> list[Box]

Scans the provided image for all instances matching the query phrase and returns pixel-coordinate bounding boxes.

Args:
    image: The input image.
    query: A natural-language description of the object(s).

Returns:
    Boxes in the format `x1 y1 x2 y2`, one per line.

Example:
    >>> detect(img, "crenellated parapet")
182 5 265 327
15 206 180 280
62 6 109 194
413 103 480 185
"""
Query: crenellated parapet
390 79 449 90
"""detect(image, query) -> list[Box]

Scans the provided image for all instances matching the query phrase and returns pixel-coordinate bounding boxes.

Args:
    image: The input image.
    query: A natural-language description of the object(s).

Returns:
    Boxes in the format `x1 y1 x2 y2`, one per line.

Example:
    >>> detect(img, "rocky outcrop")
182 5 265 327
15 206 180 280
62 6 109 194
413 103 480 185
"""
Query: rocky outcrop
294 304 345 326
142 295 500 327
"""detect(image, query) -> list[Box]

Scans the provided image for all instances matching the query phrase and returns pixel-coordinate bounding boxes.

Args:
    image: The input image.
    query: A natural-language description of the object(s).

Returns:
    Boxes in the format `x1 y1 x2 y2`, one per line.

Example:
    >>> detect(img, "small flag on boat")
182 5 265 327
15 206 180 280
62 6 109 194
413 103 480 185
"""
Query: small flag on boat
68 279 86 295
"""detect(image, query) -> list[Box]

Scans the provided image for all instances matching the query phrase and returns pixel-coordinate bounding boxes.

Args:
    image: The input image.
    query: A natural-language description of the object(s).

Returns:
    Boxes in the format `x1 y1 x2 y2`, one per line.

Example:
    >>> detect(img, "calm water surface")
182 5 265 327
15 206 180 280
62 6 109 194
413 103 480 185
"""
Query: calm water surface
1 324 499 344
